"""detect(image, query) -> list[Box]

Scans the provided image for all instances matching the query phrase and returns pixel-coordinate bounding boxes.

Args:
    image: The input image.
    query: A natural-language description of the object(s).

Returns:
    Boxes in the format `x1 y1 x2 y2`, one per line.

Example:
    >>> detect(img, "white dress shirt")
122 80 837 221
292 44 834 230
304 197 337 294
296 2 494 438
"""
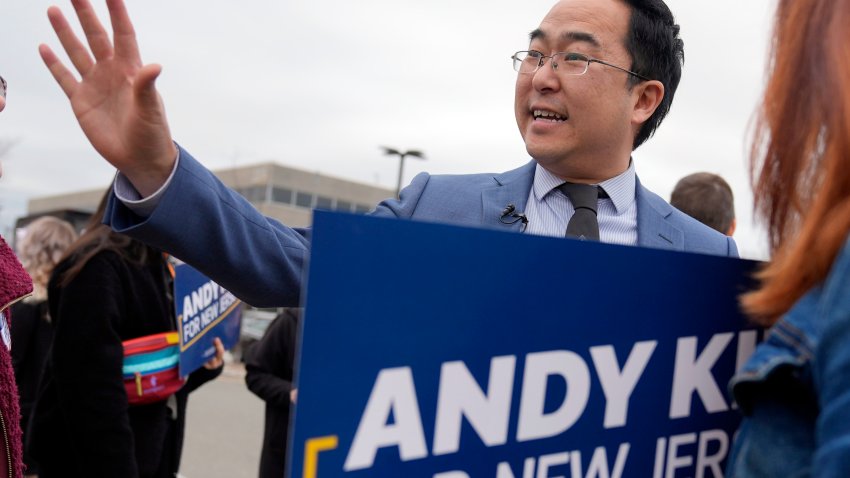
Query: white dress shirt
113 155 180 217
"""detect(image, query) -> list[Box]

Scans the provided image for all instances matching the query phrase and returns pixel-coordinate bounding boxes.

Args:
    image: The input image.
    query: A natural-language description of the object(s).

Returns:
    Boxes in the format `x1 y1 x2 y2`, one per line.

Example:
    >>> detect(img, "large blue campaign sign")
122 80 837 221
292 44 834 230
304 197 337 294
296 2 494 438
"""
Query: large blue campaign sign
174 262 243 376
290 212 761 478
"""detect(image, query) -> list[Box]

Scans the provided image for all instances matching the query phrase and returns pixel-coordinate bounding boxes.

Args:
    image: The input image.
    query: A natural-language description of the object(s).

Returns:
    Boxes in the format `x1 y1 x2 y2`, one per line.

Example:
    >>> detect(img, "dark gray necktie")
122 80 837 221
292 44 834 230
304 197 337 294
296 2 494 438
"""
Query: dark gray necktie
558 182 603 241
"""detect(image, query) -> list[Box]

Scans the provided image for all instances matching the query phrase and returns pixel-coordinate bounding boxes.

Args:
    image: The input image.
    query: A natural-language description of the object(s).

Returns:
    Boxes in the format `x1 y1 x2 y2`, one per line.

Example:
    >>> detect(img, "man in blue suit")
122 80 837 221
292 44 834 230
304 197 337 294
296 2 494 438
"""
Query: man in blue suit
40 0 736 307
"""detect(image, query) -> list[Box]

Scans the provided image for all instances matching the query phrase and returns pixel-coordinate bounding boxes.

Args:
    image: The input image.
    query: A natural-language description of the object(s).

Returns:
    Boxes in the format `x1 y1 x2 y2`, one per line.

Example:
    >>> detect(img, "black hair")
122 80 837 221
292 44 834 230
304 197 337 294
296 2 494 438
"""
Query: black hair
622 0 684 149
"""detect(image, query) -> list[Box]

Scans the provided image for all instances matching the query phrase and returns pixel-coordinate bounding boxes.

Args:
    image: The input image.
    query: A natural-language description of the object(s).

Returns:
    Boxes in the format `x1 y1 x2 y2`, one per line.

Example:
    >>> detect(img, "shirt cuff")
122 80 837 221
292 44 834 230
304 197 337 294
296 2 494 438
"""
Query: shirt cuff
112 152 180 218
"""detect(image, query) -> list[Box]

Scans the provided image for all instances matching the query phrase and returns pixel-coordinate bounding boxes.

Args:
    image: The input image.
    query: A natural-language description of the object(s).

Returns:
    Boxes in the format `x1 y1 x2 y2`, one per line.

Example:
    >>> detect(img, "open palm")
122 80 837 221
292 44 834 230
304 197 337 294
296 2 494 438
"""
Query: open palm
40 0 177 196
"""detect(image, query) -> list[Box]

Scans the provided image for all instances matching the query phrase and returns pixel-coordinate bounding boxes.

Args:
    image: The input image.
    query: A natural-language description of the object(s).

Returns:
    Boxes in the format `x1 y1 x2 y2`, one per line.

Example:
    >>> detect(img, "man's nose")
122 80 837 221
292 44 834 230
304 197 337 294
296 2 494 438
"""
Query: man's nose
540 55 558 71
532 56 561 92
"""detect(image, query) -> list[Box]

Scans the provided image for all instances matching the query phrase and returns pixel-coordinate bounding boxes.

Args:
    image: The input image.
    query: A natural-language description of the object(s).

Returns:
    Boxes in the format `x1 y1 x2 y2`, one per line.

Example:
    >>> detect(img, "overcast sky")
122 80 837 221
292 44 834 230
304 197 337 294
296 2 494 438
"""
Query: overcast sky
0 0 776 258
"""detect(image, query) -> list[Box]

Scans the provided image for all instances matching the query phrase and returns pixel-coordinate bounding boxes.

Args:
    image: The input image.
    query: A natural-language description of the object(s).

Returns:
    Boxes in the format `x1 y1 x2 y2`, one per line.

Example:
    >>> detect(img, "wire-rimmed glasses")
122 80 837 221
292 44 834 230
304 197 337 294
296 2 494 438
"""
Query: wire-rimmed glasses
511 51 651 81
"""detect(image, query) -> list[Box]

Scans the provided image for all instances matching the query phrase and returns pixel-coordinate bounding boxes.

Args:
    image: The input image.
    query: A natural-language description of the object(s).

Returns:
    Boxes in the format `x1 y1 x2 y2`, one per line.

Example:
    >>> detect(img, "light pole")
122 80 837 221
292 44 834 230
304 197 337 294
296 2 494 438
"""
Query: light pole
381 146 425 198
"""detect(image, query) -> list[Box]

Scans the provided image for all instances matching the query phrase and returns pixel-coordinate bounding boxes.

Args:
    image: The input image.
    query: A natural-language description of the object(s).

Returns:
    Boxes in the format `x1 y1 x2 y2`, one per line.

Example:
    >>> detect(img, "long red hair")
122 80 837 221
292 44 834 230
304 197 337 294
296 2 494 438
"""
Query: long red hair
742 0 850 323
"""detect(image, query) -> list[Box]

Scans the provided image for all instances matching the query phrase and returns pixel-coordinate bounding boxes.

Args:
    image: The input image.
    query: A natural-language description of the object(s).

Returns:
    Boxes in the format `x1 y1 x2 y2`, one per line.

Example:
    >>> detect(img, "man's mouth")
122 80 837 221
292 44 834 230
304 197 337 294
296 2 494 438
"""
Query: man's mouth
532 109 567 122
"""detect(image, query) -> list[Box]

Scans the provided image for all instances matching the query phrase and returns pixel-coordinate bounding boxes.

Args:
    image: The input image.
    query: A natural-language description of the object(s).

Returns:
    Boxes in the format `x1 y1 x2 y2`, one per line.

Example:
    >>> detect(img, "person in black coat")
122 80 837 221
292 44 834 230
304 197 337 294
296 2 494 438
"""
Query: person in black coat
245 308 299 478
27 193 224 478
10 216 77 477
8 301 50 476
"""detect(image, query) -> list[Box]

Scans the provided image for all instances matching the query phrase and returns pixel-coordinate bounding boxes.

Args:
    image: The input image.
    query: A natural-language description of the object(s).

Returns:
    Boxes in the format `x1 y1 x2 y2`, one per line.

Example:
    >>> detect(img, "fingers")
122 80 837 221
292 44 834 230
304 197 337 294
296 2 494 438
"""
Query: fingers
39 44 79 98
107 0 141 64
133 63 162 105
70 0 114 62
133 63 176 141
47 0 142 75
203 359 221 370
214 337 225 359
203 338 225 369
47 6 94 76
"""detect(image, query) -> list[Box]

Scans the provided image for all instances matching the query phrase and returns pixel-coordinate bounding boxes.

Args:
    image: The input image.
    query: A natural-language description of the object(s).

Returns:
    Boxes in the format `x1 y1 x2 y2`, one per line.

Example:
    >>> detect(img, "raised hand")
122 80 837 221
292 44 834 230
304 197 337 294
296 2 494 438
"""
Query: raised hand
40 0 178 197
203 337 226 370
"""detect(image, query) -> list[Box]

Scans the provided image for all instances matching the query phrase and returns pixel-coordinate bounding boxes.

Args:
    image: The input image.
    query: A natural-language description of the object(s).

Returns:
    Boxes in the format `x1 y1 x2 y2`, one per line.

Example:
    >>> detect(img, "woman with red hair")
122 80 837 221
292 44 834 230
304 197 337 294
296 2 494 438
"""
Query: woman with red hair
728 0 850 475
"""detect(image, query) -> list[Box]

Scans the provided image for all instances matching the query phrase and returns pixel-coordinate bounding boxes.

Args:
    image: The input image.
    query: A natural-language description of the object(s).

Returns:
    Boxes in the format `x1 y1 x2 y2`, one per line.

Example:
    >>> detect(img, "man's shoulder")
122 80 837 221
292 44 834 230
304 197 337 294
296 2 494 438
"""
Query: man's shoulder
637 182 738 257
382 161 536 225
404 171 507 223
421 170 501 189
423 161 535 189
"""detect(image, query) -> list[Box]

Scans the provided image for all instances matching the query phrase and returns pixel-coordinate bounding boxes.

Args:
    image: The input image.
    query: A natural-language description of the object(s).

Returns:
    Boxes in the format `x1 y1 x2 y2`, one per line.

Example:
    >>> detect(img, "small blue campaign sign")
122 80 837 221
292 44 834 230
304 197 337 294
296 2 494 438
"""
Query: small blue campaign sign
174 262 243 376
290 211 761 478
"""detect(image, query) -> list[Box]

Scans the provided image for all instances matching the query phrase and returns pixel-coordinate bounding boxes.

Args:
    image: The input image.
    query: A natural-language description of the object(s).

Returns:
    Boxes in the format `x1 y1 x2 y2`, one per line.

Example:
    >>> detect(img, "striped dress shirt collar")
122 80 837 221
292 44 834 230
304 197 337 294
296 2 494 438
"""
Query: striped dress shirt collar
524 160 638 245
531 161 636 215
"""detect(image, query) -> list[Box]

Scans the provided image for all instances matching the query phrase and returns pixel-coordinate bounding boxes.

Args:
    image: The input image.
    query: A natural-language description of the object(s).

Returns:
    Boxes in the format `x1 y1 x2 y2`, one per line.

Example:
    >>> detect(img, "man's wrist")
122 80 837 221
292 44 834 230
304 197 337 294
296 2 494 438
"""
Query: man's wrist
124 143 179 197
114 146 181 217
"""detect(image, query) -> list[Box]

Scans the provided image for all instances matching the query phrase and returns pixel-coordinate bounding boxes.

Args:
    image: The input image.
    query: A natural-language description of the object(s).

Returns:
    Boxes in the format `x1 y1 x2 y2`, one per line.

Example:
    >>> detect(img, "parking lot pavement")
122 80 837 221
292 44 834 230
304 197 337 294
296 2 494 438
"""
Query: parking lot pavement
179 362 265 478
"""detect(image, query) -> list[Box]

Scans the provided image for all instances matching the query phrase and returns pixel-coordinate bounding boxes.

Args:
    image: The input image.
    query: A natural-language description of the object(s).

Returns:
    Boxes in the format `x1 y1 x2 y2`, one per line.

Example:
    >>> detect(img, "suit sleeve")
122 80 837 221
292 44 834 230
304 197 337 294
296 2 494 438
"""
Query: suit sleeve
727 236 739 258
49 255 139 477
244 314 296 408
105 145 431 308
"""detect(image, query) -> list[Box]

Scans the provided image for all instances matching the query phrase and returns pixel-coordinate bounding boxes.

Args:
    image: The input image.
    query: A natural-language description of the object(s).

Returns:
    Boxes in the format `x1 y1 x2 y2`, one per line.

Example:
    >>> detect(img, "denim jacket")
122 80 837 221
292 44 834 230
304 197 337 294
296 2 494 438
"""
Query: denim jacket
726 237 850 477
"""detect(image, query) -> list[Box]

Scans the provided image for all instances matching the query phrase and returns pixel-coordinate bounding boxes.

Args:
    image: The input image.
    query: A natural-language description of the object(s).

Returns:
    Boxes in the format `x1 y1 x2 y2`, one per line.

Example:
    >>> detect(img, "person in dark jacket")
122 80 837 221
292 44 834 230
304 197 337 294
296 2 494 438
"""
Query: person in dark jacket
27 192 224 478
0 74 35 478
10 216 77 477
245 308 299 478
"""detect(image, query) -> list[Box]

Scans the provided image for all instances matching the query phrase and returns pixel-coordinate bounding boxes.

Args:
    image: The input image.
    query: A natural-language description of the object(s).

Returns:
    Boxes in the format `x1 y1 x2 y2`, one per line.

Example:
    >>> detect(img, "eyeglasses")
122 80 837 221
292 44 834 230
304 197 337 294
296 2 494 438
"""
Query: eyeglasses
0 76 6 99
512 51 651 82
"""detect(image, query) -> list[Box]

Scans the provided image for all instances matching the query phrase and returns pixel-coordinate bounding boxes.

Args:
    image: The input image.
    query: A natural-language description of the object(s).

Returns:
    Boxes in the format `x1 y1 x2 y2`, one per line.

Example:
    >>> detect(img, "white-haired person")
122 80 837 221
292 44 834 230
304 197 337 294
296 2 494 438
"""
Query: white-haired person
10 216 77 477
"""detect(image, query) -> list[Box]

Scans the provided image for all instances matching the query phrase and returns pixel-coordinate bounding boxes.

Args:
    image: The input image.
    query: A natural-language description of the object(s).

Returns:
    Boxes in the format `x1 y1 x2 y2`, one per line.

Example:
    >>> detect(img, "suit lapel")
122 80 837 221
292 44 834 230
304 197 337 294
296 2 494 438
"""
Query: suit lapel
636 178 684 250
482 160 537 232
479 165 684 248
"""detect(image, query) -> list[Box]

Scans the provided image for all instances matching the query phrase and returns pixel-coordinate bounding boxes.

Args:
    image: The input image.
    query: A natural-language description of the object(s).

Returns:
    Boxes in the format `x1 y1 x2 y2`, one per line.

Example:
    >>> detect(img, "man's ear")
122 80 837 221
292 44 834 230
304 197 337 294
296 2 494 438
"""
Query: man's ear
631 80 664 126
726 218 737 237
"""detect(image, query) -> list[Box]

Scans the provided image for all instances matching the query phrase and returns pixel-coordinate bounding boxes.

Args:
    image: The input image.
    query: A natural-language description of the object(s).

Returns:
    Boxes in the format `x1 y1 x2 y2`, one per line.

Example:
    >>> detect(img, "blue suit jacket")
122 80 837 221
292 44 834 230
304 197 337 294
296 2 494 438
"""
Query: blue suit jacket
106 147 738 307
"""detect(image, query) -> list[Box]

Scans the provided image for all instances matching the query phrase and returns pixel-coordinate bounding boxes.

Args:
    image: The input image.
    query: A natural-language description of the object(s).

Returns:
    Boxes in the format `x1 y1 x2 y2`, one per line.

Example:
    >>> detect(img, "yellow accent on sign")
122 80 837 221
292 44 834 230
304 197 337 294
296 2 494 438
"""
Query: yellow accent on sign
179 299 242 352
303 435 338 478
